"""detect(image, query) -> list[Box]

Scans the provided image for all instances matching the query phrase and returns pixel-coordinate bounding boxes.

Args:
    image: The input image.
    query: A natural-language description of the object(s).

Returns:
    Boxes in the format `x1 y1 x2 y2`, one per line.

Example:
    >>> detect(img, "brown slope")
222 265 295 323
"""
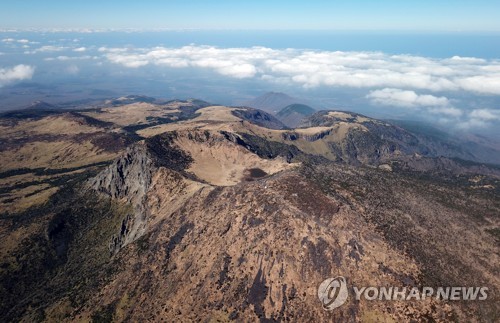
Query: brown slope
1 102 499 322
79 170 425 322
73 130 498 322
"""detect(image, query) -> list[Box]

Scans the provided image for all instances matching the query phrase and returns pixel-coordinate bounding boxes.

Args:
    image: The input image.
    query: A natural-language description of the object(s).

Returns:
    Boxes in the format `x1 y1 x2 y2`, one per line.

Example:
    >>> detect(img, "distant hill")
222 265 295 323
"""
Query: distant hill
232 107 287 130
245 92 308 114
276 103 316 128
105 95 157 106
26 100 56 110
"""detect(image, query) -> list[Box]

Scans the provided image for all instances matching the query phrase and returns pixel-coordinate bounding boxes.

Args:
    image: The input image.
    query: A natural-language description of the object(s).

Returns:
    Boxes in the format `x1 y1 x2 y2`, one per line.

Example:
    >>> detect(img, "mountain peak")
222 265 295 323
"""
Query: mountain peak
245 92 308 114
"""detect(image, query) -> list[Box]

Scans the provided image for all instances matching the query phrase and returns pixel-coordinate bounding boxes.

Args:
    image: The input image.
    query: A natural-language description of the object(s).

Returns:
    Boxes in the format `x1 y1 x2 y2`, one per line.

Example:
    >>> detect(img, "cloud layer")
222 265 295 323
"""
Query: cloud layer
366 88 464 118
457 108 500 129
100 46 500 95
0 64 35 87
5 39 498 130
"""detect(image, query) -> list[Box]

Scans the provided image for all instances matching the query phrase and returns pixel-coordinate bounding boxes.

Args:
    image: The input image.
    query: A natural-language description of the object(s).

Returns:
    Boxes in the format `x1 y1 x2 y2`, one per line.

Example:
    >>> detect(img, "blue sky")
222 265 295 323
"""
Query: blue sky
2 0 500 31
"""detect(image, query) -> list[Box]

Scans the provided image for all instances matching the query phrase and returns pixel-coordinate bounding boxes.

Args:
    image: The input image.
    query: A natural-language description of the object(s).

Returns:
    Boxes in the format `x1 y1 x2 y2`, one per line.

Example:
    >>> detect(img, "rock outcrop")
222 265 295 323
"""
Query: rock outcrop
88 144 155 253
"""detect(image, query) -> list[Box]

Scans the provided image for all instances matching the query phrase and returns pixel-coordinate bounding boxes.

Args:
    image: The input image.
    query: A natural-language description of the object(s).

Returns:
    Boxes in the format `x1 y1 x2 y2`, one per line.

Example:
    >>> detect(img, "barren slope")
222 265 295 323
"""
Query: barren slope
0 99 499 322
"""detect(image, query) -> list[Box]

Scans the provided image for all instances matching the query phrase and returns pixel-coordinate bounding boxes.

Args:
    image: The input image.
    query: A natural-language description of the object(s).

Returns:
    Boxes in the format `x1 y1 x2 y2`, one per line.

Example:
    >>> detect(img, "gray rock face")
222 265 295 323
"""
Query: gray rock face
89 144 154 202
87 132 195 254
88 144 155 253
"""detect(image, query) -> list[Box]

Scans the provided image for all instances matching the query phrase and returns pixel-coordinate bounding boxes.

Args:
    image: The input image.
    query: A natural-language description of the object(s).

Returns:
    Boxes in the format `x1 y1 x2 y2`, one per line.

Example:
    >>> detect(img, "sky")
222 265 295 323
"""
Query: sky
1 0 500 31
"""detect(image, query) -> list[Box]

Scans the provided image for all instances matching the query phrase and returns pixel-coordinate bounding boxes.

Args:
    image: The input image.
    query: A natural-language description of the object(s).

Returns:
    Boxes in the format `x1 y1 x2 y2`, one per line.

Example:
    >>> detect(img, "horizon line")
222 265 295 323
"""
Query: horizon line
2 27 500 34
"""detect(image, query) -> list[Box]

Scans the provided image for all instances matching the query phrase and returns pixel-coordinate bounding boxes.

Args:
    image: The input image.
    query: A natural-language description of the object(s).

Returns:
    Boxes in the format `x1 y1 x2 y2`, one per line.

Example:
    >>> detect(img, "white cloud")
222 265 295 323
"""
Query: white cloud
100 46 500 95
455 76 500 95
456 109 500 129
0 65 35 86
25 45 68 54
103 46 260 78
0 38 30 44
44 55 95 61
366 88 450 108
468 109 500 121
366 88 467 120
428 106 463 117
73 47 86 52
456 119 488 129
107 53 149 68
446 56 486 64
98 47 129 53
39 45 67 52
